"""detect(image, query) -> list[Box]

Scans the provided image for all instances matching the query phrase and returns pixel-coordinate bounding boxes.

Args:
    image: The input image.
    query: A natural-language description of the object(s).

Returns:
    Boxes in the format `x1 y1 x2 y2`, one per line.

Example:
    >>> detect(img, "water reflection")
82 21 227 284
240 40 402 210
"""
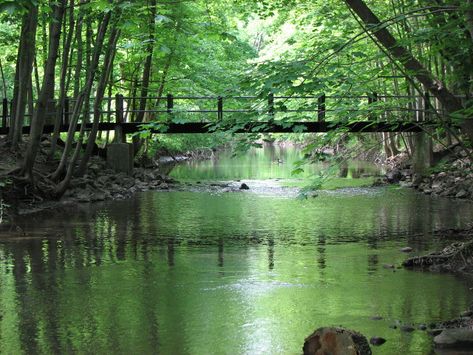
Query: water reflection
170 145 381 180
0 170 473 353
0 143 473 354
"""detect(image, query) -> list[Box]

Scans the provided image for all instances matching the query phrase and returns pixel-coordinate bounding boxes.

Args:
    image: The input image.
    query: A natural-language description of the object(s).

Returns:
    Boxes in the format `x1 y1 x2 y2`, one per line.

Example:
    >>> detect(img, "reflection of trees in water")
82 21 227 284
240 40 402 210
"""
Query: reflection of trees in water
1 190 473 352
267 235 274 270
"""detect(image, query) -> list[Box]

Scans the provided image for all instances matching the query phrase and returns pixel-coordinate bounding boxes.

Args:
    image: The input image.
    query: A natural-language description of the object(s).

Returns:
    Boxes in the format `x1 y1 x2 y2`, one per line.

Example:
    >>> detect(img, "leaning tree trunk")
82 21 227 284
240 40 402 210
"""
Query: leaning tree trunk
21 0 65 182
344 0 473 141
10 4 38 147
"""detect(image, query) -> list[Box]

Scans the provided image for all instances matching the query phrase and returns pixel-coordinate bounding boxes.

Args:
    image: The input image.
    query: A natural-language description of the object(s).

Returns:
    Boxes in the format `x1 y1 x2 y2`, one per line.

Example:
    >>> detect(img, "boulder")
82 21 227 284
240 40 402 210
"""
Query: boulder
239 183 250 190
303 327 372 355
455 190 468 199
434 329 473 350
385 169 402 183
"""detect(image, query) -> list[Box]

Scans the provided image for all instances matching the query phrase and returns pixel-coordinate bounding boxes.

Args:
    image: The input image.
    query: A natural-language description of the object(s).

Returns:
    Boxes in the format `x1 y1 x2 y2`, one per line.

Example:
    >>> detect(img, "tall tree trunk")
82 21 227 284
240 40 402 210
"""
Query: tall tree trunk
76 27 120 176
10 5 38 147
49 0 76 159
22 0 66 181
344 0 473 141
52 12 111 193
133 0 157 154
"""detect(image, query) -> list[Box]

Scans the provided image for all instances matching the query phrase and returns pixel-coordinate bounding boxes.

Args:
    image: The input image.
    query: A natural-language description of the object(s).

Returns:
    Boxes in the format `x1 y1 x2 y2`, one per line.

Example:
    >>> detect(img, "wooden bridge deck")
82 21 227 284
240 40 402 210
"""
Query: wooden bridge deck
0 120 423 135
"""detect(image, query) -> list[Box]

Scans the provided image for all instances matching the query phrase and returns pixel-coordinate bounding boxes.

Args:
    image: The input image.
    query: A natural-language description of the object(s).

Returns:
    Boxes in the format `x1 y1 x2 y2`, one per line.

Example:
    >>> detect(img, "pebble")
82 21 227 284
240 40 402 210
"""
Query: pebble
418 324 427 330
400 325 415 332
383 264 395 269
428 329 444 336
400 247 413 253
461 310 473 317
369 337 386 346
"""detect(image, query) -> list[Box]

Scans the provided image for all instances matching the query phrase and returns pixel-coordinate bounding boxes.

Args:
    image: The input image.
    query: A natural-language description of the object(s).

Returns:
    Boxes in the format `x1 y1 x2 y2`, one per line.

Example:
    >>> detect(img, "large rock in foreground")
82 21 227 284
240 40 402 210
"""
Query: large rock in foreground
434 329 473 350
303 327 372 355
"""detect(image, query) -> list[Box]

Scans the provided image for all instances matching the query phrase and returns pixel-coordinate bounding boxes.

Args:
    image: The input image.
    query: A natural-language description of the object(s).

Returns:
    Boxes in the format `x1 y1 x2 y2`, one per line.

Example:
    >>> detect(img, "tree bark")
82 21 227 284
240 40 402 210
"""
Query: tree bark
133 0 157 154
10 5 38 147
49 0 76 159
22 0 65 181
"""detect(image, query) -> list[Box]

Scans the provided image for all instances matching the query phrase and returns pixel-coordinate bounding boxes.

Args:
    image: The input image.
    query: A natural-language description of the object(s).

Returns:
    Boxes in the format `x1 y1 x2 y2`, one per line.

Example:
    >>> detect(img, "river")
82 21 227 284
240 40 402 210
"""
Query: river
1 145 472 354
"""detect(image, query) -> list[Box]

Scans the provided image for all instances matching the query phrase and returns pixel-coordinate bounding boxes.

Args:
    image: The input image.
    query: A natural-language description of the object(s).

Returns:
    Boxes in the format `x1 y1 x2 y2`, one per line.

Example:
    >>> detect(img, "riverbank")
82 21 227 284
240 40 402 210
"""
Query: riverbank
385 147 473 200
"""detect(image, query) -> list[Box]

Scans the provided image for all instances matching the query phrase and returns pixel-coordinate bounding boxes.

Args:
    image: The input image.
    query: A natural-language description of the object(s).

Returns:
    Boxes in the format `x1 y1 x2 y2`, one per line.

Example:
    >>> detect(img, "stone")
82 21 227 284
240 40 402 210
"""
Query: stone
239 183 250 190
369 337 386 346
370 316 383 320
97 175 109 186
303 327 372 355
385 169 402 183
428 329 444 336
461 310 473 317
455 190 468 199
418 324 427 331
92 192 106 201
76 191 92 203
383 264 395 269
434 329 473 349
400 325 415 332
400 247 413 253
122 177 135 189
106 143 134 175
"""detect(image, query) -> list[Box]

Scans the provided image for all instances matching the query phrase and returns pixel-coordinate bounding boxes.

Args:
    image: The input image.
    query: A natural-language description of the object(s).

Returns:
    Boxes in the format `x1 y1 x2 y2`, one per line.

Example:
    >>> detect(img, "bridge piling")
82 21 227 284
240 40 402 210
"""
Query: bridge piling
2 98 8 127
318 94 325 122
268 92 275 119
217 96 223 121
63 97 70 125
167 94 174 115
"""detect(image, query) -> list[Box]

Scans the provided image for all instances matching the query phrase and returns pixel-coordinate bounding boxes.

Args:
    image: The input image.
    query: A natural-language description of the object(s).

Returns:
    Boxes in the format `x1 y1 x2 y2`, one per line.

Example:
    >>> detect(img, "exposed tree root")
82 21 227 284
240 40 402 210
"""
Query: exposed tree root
403 241 473 273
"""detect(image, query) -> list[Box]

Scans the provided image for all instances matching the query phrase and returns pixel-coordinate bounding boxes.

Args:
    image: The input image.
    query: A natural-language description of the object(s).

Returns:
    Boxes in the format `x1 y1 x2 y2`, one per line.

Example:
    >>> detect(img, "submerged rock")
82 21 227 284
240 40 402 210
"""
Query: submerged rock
370 316 383 321
303 327 372 355
400 325 415 332
239 183 250 190
369 337 386 346
434 329 473 349
400 247 413 253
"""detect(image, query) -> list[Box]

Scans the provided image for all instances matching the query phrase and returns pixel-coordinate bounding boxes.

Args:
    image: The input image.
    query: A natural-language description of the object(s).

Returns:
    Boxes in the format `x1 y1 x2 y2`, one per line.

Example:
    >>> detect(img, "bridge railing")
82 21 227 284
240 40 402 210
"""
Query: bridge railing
0 92 455 129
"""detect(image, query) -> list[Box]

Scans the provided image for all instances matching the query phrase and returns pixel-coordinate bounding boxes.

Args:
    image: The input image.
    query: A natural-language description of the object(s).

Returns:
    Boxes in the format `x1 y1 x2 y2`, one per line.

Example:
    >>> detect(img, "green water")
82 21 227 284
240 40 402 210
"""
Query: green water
1 146 473 354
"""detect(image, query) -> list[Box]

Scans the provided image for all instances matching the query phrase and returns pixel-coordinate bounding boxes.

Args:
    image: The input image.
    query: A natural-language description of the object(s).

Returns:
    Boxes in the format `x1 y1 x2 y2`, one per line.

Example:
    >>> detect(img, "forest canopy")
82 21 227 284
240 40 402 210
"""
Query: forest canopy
0 0 472 196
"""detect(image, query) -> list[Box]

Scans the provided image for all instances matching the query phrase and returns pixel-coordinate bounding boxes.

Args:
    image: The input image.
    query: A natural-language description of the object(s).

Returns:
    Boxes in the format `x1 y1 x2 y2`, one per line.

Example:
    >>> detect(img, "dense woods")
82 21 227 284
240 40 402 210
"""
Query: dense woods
0 0 472 199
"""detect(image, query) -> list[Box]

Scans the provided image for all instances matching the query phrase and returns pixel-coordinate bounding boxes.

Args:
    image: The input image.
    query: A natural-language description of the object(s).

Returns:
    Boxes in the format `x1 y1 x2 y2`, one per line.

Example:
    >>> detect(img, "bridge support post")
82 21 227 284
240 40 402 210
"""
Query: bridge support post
268 92 274 120
217 96 223 121
2 98 8 127
318 94 325 122
114 94 126 143
63 96 70 125
107 143 134 175
413 92 432 175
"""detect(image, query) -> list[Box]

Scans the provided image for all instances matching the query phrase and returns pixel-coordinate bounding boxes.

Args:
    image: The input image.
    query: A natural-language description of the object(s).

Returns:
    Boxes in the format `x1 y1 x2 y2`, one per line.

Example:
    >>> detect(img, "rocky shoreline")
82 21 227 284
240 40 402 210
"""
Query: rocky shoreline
8 156 178 218
385 149 473 200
